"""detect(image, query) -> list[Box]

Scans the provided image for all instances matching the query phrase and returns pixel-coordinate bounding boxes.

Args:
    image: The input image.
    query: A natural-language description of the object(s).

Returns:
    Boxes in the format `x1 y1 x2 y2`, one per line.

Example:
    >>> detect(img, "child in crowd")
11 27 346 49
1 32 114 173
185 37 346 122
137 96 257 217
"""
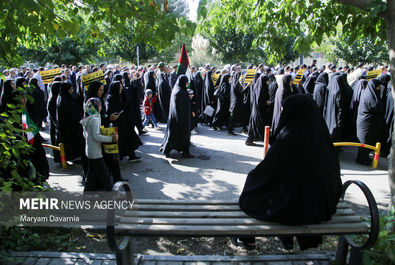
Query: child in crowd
143 89 161 130
80 97 118 191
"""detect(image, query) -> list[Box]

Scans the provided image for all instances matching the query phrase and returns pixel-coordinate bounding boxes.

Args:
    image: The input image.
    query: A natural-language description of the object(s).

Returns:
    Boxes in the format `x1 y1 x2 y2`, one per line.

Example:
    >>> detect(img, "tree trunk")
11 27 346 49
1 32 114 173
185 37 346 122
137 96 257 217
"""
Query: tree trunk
385 0 395 211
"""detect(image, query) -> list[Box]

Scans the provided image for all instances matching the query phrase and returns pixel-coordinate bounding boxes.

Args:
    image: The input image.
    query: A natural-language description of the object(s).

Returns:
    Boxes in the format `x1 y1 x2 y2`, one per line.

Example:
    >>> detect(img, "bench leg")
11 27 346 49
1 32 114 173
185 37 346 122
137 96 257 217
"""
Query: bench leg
348 247 363 265
335 235 349 264
115 237 134 265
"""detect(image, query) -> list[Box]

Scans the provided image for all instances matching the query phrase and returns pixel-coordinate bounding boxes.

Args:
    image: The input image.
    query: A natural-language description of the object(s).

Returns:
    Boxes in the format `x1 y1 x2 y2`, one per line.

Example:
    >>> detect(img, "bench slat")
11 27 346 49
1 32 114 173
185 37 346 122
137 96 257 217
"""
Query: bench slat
133 200 349 209
130 203 350 211
120 215 362 226
115 223 369 236
123 209 355 218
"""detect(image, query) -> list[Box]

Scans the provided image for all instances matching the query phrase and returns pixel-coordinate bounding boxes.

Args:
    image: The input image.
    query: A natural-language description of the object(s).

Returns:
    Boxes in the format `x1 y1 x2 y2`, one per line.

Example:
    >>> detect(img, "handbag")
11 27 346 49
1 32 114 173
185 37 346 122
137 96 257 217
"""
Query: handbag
203 105 215 117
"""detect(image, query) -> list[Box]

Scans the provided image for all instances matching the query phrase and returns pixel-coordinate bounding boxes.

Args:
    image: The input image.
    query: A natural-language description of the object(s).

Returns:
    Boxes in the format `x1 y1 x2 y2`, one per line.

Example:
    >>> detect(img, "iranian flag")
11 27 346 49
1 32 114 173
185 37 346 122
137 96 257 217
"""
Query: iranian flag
22 110 39 144
176 43 191 78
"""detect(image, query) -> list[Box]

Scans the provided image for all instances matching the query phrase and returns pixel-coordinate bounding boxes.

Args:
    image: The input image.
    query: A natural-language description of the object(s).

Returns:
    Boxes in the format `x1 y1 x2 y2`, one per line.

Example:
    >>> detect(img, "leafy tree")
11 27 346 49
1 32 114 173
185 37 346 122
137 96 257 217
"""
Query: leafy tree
197 0 395 210
17 36 99 66
331 36 389 66
0 0 190 67
202 28 266 64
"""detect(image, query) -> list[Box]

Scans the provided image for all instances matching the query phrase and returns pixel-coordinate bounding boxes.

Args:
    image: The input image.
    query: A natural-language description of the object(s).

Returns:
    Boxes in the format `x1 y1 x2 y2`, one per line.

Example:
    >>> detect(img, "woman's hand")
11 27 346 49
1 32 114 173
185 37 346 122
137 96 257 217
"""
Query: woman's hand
109 113 120 121
112 134 118 142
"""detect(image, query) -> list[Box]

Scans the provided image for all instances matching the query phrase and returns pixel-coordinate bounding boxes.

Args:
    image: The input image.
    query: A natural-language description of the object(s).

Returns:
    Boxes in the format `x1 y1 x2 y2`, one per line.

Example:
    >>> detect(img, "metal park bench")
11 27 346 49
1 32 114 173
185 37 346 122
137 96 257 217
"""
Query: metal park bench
106 180 379 265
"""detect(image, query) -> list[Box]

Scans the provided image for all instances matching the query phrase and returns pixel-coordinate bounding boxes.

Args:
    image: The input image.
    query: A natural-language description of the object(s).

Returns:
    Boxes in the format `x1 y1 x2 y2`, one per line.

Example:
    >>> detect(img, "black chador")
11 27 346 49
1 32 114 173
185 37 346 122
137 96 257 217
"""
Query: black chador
157 71 172 123
267 74 278 125
271 74 293 137
324 74 352 142
246 74 270 144
47 80 62 161
313 72 329 115
228 72 248 135
201 70 215 123
303 71 319 96
106 81 142 160
56 82 85 161
212 73 231 129
356 79 385 164
239 94 342 250
160 75 193 157
349 79 368 141
193 72 204 115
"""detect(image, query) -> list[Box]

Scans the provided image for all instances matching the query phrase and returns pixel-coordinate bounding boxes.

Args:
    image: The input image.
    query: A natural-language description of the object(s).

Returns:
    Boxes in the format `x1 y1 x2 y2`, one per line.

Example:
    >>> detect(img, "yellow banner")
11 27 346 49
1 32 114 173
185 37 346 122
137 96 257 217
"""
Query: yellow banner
293 69 306 85
100 126 118 154
212 73 220 84
41 68 61 84
244 69 257 84
367 69 382 81
82 71 107 90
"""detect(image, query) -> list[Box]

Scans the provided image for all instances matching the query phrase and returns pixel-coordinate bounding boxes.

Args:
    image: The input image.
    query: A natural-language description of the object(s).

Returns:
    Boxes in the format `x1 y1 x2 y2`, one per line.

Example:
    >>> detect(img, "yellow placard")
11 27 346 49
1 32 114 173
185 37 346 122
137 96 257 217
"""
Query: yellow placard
244 69 257 84
212 73 220 84
82 71 107 90
367 69 382 81
100 126 118 154
293 69 306 85
40 68 61 84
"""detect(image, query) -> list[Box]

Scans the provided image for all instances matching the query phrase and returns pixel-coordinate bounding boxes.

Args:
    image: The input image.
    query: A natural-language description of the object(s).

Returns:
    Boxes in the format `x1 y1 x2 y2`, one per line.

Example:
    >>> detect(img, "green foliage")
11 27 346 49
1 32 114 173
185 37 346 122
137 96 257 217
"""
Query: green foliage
197 0 386 65
0 0 192 67
330 36 389 66
363 207 395 265
0 86 44 192
202 28 265 64
17 36 100 66
0 227 77 259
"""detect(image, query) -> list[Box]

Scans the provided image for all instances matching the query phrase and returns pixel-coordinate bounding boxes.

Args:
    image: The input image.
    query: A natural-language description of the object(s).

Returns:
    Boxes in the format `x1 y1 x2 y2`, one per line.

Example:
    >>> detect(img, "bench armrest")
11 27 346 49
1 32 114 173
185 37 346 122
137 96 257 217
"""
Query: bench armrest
107 181 133 252
341 180 380 249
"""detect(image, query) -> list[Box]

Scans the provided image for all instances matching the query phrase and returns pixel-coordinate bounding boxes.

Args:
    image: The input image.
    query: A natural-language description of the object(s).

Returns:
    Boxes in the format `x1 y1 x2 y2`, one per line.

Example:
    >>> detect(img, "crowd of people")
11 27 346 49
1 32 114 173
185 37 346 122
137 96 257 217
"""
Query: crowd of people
0 60 392 192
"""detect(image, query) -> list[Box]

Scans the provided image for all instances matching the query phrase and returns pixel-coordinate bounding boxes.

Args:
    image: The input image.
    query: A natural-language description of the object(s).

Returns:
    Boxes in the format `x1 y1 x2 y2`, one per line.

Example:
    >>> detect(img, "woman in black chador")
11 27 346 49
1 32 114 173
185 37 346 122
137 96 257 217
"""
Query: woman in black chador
324 74 353 142
227 72 248 135
313 72 329 115
56 82 88 176
303 71 319 96
356 79 385 165
201 70 215 124
349 78 368 141
193 71 204 115
47 77 62 162
271 74 293 137
157 70 172 123
267 74 278 125
212 73 231 130
27 78 47 128
235 94 342 250
160 75 194 158
106 81 142 162
246 74 270 145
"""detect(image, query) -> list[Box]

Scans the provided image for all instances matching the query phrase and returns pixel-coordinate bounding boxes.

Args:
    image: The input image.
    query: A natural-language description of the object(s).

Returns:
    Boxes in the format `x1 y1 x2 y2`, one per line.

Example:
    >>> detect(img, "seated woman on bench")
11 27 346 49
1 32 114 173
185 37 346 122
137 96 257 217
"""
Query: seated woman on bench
235 94 343 250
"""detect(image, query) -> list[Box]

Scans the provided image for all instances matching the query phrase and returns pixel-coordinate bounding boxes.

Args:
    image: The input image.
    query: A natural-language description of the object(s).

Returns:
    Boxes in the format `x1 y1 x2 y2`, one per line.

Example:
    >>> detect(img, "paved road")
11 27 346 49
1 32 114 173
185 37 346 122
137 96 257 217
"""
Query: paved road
43 123 390 213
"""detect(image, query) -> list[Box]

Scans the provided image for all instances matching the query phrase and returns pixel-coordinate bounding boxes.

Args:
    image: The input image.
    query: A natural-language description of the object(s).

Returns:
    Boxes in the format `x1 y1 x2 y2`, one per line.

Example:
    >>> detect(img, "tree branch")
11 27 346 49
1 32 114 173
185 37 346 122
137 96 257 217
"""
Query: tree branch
336 0 373 10
336 0 386 17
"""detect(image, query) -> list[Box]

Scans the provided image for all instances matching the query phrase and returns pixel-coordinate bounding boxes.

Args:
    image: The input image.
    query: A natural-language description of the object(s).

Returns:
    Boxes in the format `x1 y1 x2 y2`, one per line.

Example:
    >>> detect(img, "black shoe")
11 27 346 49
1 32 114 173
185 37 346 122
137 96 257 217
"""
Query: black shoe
139 130 148 135
182 153 194 158
231 237 256 250
227 131 237 136
245 140 256 146
213 127 219 131
128 155 141 162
